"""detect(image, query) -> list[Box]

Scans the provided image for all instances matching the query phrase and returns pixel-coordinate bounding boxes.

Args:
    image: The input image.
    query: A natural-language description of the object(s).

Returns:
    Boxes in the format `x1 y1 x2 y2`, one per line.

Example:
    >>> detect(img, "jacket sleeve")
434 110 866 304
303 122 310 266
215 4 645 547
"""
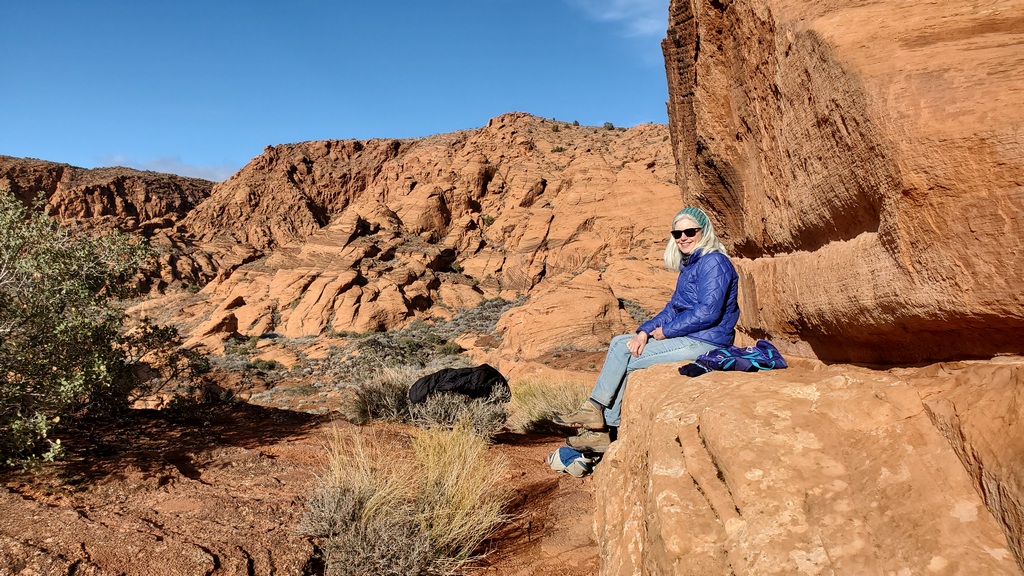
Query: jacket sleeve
661 255 732 339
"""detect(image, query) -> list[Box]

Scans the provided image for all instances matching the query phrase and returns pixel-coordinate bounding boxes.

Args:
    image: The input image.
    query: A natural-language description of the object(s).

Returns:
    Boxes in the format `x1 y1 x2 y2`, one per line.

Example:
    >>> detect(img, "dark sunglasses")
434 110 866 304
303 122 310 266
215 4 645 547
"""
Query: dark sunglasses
671 228 701 239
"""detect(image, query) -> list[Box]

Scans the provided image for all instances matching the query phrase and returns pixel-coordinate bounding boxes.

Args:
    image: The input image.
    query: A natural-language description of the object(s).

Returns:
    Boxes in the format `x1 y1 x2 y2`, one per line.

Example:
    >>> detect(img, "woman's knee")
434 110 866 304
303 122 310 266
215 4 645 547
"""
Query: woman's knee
601 334 634 361
609 334 634 348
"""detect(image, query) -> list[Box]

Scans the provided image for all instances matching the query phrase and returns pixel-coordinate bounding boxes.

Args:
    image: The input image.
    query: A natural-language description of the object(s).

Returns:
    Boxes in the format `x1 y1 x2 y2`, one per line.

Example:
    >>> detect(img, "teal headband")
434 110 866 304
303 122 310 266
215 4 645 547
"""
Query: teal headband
674 206 710 230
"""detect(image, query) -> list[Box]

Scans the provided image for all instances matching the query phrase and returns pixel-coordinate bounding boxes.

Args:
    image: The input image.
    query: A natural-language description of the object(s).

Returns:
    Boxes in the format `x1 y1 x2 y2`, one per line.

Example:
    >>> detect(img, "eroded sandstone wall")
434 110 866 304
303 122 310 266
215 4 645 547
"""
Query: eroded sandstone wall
594 361 1024 574
599 2 1024 573
0 156 219 291
663 0 1024 363
138 114 684 354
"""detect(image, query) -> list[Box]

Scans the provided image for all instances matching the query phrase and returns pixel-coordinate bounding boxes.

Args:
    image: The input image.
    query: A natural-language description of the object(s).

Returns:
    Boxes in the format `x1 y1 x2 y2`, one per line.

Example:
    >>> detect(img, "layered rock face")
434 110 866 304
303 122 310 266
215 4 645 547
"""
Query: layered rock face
0 155 212 233
591 1 1024 574
662 0 1024 363
156 114 683 352
2 117 684 356
0 156 220 291
595 360 1024 575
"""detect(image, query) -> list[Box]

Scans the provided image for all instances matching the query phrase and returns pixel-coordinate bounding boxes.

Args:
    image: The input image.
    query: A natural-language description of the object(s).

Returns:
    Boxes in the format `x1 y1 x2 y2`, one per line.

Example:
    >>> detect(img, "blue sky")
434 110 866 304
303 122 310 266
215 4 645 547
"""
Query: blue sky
1 1 670 181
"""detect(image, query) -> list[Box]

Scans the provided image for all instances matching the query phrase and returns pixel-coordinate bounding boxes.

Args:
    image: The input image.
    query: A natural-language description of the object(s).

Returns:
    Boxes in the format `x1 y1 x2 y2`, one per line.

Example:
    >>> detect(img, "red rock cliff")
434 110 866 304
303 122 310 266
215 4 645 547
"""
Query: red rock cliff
662 0 1024 363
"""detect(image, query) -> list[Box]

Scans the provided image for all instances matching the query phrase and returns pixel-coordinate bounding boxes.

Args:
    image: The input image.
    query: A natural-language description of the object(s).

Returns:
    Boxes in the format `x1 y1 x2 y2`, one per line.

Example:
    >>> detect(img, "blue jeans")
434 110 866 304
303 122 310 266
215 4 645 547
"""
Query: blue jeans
590 334 718 427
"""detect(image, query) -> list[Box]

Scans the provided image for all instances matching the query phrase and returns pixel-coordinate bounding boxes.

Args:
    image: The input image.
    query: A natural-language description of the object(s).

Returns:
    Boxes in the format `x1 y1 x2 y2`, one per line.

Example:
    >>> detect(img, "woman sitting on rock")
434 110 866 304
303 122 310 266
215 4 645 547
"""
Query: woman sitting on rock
554 206 740 453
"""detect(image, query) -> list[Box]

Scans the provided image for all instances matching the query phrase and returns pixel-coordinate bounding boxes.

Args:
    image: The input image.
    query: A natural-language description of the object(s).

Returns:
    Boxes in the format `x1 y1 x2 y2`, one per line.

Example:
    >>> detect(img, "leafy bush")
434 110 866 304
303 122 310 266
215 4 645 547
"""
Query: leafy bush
506 377 592 433
0 191 200 465
551 146 566 153
301 425 510 574
603 121 615 130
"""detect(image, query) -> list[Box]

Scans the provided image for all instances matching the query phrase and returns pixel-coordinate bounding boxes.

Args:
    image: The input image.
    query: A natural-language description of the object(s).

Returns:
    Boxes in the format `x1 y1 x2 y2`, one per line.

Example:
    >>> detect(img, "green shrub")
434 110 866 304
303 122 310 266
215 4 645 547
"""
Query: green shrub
0 191 198 465
551 146 566 153
551 124 560 132
249 358 281 372
618 297 653 324
603 121 615 130
572 120 580 127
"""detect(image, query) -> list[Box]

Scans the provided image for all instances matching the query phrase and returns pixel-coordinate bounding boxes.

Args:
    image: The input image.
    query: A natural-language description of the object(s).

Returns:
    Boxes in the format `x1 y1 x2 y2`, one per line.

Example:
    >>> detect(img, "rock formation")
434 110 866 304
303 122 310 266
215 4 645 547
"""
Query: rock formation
595 360 1024 575
0 155 211 234
590 1 1024 574
0 155 223 292
1 116 683 355
145 114 683 352
662 0 1024 364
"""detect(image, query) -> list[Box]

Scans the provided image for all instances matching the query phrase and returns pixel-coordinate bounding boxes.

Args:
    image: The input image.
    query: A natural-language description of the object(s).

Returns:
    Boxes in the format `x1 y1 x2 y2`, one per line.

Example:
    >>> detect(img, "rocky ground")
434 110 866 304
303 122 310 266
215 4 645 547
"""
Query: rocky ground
0 377 602 576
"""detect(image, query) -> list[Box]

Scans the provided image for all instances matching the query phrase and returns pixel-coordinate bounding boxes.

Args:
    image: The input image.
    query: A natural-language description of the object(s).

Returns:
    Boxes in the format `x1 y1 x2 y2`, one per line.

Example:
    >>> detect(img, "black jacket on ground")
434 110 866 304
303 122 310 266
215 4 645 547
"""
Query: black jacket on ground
408 364 510 405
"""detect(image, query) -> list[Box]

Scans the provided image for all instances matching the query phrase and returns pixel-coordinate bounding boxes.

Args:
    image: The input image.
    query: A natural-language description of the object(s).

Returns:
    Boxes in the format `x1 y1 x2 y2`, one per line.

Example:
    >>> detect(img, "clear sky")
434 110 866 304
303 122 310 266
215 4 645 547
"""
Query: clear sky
1 1 670 181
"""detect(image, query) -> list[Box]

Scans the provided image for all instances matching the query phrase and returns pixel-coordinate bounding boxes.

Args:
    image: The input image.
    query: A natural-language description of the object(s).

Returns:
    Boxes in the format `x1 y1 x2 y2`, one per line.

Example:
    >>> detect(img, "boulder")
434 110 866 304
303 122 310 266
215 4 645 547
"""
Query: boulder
497 270 633 360
595 361 1023 574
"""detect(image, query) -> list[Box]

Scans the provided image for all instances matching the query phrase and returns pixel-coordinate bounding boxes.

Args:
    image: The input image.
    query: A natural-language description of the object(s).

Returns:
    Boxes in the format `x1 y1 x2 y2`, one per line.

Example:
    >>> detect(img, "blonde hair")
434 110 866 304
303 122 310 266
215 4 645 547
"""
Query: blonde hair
662 208 727 270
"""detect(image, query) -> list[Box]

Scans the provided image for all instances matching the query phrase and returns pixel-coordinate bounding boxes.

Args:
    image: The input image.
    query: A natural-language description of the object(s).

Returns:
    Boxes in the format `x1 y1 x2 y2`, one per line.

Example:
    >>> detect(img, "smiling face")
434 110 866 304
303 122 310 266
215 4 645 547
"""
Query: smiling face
673 216 703 255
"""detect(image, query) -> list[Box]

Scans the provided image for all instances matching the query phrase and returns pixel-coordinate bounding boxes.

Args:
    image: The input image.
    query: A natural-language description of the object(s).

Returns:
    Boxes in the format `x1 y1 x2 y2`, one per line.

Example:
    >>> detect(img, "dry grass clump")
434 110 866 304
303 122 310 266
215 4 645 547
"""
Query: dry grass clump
339 365 421 425
339 365 509 439
410 390 508 439
300 425 510 575
412 424 510 564
505 377 592 433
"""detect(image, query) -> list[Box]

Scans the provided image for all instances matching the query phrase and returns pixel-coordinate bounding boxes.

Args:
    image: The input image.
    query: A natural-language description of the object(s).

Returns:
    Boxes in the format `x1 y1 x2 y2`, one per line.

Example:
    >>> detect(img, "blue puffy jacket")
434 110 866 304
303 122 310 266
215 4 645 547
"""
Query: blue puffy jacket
637 249 740 347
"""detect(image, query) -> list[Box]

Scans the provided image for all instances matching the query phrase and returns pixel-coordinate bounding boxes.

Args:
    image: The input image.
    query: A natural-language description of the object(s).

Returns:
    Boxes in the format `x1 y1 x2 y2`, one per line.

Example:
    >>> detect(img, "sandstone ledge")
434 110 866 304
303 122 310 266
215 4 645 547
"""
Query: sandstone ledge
594 359 1024 575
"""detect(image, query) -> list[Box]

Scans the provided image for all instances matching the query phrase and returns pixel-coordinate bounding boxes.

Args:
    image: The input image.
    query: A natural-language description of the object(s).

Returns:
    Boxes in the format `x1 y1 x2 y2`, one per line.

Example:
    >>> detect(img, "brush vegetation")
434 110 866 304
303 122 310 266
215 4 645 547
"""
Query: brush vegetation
301 424 511 575
0 191 206 466
410 390 508 439
328 297 524 435
506 377 591 433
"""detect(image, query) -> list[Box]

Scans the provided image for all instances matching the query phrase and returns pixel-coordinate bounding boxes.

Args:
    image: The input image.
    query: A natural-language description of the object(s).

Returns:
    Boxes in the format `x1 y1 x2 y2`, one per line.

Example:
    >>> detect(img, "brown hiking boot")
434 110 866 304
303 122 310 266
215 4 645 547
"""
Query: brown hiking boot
566 429 612 453
552 400 605 430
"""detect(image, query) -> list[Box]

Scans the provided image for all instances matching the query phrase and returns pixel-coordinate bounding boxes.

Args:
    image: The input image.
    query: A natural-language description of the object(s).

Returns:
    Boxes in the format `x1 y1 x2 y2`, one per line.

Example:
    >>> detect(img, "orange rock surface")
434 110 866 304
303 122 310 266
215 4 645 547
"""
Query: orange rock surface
595 360 1024 575
145 113 683 356
663 0 1024 364
590 0 1024 573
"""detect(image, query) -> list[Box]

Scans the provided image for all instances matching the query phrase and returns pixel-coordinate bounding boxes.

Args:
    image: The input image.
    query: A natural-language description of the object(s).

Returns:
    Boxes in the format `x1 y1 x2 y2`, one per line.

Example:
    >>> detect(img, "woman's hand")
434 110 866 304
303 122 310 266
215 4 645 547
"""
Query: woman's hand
651 327 666 341
627 331 649 358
